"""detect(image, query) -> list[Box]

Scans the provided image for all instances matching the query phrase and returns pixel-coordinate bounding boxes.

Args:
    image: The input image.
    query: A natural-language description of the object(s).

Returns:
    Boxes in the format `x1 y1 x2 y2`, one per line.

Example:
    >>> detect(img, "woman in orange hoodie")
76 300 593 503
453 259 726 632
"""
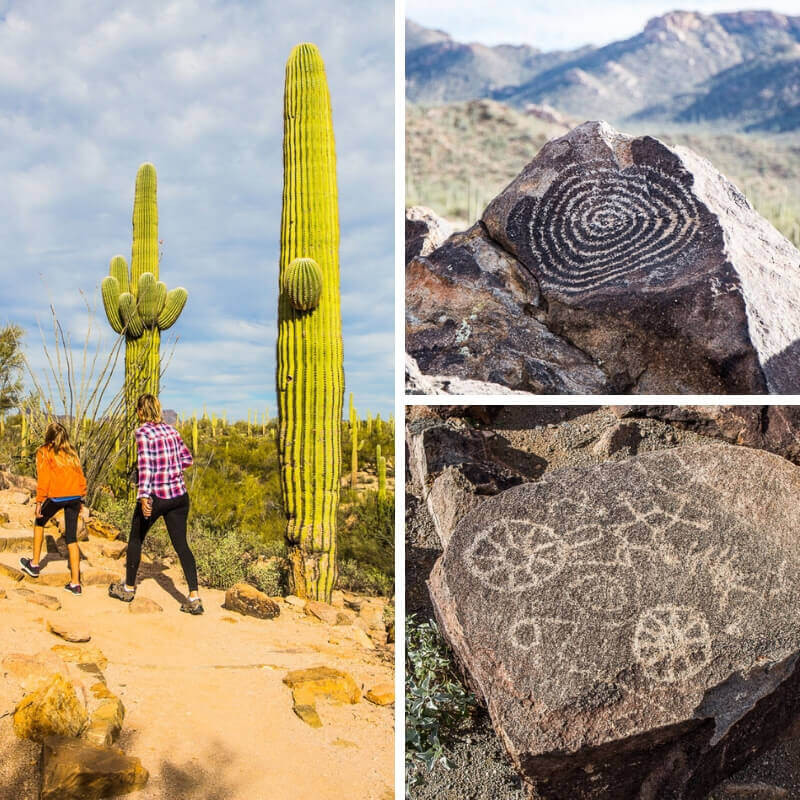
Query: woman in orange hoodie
19 422 87 594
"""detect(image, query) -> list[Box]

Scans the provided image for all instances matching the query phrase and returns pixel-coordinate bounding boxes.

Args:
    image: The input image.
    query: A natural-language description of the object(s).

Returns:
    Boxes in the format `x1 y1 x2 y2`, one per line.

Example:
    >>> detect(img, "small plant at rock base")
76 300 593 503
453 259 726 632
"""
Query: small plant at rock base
406 615 477 785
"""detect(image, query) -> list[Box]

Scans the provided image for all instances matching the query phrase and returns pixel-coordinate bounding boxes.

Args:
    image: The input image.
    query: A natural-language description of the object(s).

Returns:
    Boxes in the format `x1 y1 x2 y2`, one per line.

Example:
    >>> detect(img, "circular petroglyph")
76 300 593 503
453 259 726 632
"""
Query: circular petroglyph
524 163 700 293
465 518 569 593
510 619 543 652
632 605 712 684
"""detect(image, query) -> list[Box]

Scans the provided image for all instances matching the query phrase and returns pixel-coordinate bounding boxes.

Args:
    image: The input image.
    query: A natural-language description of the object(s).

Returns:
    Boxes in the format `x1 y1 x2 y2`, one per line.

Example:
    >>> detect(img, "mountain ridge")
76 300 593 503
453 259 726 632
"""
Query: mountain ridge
406 10 800 130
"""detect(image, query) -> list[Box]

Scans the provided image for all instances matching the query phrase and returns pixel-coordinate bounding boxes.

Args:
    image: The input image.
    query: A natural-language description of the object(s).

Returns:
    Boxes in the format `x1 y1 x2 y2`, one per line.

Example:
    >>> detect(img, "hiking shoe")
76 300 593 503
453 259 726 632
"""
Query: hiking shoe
64 583 82 595
108 581 135 602
19 558 40 578
180 597 204 615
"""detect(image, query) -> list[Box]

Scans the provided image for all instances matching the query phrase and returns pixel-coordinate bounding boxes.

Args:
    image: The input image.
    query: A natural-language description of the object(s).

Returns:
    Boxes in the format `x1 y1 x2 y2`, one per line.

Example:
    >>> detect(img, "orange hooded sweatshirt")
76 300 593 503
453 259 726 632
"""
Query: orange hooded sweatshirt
35 447 87 503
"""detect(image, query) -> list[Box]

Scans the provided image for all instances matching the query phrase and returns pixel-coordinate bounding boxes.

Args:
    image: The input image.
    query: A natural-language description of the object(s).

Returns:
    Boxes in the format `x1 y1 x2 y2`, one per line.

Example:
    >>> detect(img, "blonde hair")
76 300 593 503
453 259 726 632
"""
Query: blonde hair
137 394 163 423
41 422 79 464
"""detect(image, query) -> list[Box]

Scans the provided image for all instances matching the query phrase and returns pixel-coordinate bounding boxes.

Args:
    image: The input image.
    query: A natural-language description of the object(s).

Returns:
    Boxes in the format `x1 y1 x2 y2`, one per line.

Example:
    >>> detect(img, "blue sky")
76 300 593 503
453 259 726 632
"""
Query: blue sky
406 1 800 49
0 0 394 420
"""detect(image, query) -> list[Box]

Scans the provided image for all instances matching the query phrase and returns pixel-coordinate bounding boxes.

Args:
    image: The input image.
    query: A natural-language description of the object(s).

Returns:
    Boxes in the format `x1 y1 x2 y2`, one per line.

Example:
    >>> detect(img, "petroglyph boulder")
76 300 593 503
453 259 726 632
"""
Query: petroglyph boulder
408 122 800 394
429 445 800 799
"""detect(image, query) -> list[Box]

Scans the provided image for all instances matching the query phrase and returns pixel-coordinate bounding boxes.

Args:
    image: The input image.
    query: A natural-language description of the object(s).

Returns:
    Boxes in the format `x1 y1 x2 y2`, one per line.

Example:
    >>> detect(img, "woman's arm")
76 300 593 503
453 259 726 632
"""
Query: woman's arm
35 449 50 506
136 428 155 501
177 434 193 469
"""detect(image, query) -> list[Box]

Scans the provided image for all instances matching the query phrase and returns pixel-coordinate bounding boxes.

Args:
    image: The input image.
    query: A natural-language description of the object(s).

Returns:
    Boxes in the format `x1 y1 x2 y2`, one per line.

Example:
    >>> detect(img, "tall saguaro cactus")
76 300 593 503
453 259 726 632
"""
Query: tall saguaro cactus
101 163 187 474
277 43 344 602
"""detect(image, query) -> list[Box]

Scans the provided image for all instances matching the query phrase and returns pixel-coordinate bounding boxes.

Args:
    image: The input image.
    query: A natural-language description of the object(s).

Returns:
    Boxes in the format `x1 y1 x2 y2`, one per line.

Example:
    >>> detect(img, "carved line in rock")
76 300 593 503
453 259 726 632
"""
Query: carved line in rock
632 605 712 684
519 162 701 292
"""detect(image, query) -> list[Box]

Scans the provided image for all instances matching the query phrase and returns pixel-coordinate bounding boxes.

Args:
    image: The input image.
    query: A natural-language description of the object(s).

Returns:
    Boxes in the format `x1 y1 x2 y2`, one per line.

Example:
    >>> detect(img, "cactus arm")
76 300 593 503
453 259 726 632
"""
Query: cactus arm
137 273 167 326
131 163 159 284
284 257 323 311
157 287 188 330
118 293 145 338
101 276 124 334
109 255 130 294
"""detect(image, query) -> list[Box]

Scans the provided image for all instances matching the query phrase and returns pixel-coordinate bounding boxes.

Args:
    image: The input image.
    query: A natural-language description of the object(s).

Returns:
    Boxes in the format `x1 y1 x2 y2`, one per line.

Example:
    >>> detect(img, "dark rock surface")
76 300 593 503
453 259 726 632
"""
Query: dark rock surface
406 217 610 393
613 406 800 465
428 445 800 799
406 122 800 394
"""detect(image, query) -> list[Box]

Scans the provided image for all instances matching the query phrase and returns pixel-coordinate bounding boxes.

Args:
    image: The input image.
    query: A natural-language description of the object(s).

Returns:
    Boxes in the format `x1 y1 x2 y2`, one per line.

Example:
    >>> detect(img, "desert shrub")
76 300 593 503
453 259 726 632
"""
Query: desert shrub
191 518 249 589
247 557 288 596
406 615 477 782
337 558 392 597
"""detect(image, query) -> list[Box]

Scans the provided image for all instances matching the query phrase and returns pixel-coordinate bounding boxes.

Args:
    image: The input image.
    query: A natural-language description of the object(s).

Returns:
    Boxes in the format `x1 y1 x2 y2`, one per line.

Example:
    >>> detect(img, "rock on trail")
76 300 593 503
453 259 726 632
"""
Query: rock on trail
429 445 800 798
407 121 800 393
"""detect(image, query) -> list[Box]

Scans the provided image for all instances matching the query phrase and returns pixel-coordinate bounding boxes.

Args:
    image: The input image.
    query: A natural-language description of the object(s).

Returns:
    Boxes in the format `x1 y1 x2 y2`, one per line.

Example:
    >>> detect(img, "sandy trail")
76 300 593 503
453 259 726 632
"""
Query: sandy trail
0 548 395 800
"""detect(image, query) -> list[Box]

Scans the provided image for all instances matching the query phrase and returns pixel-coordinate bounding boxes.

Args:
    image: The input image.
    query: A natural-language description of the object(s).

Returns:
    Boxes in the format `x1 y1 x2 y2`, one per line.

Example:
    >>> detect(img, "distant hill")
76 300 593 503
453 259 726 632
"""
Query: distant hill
406 11 800 130
406 99 800 247
405 19 590 105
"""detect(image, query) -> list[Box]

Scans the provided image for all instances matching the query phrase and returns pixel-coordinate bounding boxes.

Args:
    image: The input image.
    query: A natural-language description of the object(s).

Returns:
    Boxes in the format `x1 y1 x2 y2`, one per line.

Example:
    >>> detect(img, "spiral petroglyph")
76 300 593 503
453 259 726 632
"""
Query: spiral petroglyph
633 605 712 684
517 162 701 293
465 518 569 592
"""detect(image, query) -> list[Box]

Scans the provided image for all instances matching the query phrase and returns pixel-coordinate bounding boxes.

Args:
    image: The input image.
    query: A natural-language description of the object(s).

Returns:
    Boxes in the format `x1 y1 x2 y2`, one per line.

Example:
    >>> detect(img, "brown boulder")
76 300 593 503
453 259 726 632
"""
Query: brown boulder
13 674 88 742
224 582 280 619
479 121 800 393
0 562 25 581
430 445 800 798
51 645 108 670
41 735 148 800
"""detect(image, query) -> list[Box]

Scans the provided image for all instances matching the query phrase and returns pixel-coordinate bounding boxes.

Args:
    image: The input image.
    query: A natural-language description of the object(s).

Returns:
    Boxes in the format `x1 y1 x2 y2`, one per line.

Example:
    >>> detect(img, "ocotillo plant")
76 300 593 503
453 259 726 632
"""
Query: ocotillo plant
349 393 358 492
377 444 387 504
100 163 187 474
277 43 344 601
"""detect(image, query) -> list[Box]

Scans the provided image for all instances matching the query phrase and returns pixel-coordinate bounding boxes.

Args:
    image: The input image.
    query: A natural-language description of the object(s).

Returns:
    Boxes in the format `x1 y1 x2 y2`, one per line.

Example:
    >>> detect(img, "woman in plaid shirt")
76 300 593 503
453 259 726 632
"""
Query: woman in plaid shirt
109 394 203 614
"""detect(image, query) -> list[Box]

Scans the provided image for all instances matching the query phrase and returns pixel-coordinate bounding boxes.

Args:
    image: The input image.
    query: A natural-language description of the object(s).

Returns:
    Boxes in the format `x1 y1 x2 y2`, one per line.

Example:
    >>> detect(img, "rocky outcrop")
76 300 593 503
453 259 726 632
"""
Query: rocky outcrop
429 445 800 798
406 214 610 394
407 414 545 547
407 122 800 394
614 406 800 465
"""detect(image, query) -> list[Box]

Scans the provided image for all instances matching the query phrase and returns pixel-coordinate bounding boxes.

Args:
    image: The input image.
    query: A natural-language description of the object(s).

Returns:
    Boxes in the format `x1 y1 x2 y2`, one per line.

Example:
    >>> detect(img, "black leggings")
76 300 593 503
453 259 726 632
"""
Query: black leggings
36 499 81 545
125 493 198 592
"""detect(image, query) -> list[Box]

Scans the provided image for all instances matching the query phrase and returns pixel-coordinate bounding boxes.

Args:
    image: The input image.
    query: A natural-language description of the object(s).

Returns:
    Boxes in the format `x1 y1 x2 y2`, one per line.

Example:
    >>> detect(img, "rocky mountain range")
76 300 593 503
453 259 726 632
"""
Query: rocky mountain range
406 11 800 130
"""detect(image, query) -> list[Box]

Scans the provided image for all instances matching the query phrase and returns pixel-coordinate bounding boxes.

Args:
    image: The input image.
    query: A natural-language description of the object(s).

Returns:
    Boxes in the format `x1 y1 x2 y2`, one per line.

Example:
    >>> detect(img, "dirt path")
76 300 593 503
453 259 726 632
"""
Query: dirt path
0 545 394 800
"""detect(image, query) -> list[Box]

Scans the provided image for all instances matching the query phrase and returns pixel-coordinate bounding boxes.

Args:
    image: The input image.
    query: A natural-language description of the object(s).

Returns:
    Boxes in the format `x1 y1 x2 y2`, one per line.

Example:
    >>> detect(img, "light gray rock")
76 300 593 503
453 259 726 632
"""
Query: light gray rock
429 445 800 798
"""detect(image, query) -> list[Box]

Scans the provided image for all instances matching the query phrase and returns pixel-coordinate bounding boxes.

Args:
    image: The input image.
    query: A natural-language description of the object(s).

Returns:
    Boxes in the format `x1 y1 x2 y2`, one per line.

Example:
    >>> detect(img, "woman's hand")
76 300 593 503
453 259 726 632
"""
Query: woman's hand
141 497 153 519
35 502 42 517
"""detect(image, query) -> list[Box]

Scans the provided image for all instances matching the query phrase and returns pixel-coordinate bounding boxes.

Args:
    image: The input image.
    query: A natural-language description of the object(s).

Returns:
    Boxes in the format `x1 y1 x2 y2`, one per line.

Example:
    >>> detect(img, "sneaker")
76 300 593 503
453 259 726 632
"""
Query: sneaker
180 597 204 615
64 583 82 595
108 581 135 602
19 558 40 578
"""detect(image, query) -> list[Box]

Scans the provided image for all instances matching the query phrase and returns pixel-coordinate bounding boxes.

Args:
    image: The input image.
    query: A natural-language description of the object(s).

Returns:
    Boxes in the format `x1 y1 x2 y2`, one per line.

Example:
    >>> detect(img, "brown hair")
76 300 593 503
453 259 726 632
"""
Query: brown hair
41 422 79 464
137 394 163 423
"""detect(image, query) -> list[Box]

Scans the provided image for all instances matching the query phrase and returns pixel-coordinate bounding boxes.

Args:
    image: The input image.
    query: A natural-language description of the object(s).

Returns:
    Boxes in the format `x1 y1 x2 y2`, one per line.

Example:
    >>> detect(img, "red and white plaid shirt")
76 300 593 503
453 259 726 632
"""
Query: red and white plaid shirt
135 422 193 500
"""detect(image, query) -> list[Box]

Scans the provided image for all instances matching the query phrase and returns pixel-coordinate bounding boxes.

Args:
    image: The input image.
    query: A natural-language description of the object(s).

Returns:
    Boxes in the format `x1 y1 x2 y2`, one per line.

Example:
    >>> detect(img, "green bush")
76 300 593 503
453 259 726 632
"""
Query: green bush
406 615 476 782
247 557 288 596
337 558 392 597
191 519 249 589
